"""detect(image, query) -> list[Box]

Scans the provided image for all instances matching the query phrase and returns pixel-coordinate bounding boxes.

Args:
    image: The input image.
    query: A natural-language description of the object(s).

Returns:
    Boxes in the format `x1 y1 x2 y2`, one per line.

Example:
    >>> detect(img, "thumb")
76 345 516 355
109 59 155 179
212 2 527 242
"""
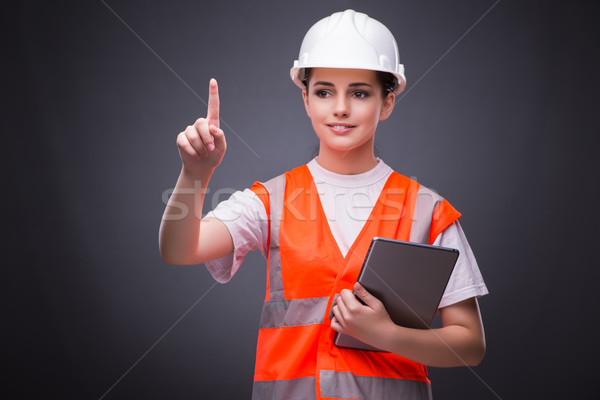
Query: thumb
210 124 226 149
353 282 381 309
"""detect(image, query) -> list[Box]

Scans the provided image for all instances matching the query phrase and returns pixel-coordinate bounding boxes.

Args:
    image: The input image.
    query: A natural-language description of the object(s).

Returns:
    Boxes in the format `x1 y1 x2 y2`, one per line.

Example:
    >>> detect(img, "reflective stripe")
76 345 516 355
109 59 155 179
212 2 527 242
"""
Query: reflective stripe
320 370 432 400
259 297 329 329
410 185 442 244
267 247 284 300
263 174 285 248
263 175 286 301
252 376 316 400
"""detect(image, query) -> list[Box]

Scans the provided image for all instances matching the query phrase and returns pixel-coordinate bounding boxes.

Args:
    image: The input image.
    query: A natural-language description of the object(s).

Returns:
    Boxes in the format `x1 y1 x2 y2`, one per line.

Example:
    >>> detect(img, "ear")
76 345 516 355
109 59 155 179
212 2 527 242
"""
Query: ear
379 92 396 121
302 89 311 118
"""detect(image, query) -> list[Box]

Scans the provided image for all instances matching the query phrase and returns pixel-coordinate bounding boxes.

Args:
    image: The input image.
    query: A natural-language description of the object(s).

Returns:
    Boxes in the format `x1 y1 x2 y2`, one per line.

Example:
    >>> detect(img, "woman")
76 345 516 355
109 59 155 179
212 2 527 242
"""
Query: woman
160 9 487 400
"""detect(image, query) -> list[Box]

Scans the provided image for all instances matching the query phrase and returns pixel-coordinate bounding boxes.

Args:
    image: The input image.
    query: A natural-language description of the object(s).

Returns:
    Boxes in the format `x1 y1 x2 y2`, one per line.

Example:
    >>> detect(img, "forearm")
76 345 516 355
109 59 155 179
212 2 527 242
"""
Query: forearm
332 288 486 367
379 322 485 367
159 168 213 264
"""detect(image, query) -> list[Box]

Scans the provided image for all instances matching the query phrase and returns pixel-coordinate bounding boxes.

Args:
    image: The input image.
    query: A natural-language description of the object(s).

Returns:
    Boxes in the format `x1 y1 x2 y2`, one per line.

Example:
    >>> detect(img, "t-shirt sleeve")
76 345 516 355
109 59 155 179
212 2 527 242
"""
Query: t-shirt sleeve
204 188 268 283
435 221 489 308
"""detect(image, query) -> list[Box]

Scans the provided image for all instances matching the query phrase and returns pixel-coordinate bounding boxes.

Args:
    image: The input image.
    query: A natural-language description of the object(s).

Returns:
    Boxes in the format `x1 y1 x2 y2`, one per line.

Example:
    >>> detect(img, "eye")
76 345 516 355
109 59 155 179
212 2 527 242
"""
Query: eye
315 89 331 98
353 91 369 99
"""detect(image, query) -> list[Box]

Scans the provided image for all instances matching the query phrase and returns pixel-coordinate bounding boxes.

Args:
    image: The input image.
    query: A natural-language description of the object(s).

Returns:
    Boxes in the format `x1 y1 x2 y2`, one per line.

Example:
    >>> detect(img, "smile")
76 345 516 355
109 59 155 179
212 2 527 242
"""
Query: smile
327 123 356 134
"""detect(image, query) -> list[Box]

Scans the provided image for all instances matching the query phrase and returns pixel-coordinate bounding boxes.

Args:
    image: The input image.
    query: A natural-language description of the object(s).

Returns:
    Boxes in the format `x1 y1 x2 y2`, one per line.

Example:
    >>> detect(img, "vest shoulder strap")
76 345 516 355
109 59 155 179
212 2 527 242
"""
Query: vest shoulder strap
410 184 461 244
250 174 286 249
252 169 460 246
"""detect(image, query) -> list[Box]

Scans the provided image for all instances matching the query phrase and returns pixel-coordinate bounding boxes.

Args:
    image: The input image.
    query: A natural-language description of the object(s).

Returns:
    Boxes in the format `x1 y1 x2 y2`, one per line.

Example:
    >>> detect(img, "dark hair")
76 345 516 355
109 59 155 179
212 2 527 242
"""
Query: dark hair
301 68 397 98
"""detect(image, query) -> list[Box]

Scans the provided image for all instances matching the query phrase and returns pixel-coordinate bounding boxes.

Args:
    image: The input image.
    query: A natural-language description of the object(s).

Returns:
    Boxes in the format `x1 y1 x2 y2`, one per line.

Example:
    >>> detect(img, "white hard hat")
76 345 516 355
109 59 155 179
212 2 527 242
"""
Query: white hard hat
290 9 406 95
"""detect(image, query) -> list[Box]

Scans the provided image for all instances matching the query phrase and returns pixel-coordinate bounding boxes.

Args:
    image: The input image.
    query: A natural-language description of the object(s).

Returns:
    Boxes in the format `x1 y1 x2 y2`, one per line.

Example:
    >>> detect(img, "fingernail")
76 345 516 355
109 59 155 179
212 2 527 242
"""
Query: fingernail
354 282 364 293
208 143 215 151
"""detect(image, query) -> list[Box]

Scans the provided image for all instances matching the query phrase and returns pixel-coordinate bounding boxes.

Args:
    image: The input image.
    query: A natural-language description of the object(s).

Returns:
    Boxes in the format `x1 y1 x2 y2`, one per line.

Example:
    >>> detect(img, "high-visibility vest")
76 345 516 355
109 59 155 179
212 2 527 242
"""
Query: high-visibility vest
249 164 461 400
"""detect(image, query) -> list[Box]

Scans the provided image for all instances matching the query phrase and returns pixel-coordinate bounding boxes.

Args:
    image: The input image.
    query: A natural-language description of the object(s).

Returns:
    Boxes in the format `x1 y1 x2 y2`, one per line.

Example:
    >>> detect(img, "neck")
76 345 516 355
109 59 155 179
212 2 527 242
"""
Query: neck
316 140 378 175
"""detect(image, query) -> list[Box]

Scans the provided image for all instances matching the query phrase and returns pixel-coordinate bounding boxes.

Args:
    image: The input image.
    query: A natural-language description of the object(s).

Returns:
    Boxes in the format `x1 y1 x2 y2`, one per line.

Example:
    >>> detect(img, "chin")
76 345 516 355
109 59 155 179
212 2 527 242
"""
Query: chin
327 137 372 153
323 142 359 152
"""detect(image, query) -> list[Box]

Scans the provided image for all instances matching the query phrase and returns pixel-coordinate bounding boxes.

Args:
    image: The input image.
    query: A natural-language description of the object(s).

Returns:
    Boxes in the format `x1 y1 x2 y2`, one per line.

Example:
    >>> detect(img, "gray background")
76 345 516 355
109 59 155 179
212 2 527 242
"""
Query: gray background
4 0 598 399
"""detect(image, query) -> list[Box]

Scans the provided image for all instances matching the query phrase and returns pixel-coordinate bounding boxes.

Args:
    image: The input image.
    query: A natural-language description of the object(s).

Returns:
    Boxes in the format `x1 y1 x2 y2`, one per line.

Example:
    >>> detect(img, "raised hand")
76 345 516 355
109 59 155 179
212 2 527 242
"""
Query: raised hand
176 78 226 176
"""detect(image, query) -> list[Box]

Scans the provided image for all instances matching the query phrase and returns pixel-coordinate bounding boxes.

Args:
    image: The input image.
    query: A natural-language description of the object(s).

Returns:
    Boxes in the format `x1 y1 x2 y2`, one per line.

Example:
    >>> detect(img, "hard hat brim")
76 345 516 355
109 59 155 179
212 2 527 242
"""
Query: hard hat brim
290 64 406 95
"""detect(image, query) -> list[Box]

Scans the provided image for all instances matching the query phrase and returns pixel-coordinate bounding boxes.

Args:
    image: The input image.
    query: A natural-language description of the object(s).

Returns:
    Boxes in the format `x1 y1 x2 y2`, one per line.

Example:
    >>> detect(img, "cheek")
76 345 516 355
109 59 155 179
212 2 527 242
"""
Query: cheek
308 102 329 121
356 102 382 123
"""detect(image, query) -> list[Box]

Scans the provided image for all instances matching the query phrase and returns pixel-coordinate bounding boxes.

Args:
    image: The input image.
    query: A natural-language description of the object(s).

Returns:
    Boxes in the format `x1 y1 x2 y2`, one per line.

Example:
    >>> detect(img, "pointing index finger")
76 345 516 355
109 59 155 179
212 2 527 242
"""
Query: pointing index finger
207 78 219 128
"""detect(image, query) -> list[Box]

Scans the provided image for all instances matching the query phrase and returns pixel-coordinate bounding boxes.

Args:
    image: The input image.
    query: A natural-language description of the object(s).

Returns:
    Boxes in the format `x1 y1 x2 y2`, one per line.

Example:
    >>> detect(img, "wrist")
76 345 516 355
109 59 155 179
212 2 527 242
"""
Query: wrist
180 166 214 186
379 322 410 354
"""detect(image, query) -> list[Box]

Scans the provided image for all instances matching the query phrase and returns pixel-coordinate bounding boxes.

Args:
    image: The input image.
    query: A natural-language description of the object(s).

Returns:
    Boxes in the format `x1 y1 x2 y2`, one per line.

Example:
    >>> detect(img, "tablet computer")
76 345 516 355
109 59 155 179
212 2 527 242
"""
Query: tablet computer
332 237 459 351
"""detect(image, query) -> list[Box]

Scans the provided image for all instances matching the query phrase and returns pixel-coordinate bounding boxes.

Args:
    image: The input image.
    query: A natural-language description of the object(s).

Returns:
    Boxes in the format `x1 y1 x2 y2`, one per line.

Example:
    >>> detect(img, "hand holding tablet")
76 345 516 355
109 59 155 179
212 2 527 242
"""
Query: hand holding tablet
332 237 459 351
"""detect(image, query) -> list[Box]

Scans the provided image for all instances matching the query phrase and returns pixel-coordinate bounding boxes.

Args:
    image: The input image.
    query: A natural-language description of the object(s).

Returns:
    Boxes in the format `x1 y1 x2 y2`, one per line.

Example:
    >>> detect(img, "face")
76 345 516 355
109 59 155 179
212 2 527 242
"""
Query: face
302 68 395 154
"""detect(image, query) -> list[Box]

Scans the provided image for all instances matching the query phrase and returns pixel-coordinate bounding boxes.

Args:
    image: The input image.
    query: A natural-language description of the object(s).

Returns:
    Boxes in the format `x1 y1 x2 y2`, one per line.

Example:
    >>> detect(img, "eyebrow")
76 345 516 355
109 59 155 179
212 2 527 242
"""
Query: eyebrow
312 81 374 88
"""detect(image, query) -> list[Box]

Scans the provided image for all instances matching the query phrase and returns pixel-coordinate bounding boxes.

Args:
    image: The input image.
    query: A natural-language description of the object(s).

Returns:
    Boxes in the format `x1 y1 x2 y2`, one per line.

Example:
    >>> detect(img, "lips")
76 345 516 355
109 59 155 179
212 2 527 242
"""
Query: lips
327 123 356 134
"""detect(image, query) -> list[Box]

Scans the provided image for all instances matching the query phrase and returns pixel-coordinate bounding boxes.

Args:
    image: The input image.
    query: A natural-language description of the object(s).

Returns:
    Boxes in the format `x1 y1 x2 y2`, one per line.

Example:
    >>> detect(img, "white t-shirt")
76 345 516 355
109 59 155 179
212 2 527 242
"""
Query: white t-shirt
206 159 488 308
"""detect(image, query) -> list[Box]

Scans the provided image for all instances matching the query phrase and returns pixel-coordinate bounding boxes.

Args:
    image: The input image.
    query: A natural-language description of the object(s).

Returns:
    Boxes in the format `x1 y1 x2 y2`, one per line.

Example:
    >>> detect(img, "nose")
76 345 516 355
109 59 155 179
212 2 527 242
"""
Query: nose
333 95 349 118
